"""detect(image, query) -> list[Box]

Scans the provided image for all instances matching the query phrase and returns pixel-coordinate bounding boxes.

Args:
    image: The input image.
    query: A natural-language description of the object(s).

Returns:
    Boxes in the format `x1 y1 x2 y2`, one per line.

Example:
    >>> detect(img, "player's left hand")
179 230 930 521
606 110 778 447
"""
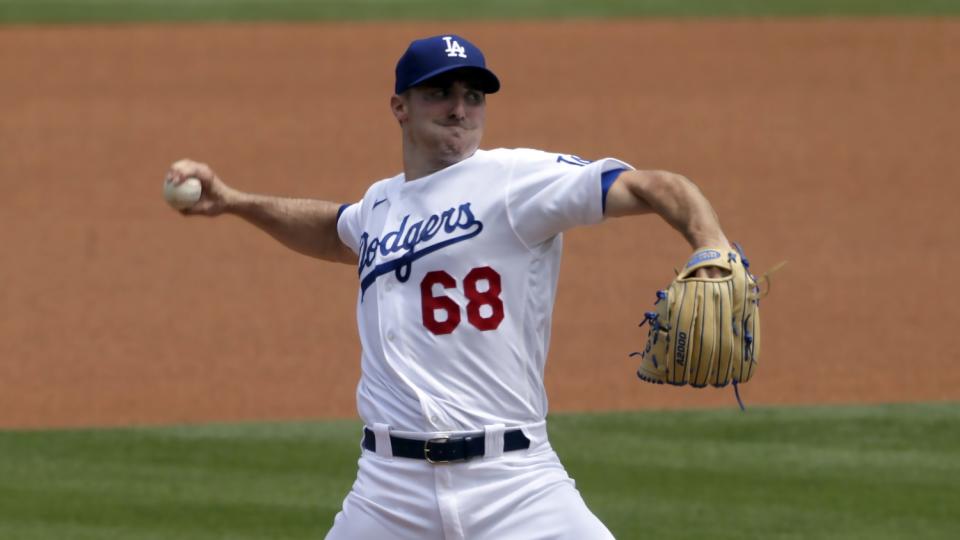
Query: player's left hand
693 266 728 278
633 244 763 389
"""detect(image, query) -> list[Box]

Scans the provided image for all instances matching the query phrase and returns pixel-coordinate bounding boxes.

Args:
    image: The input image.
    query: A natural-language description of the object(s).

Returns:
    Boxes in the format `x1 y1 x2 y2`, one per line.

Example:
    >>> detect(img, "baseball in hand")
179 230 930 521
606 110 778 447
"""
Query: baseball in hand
163 177 202 210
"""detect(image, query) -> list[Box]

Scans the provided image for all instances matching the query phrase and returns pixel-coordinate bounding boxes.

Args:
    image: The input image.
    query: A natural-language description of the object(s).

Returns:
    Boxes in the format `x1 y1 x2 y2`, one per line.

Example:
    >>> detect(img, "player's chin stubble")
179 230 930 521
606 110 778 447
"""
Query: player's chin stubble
434 123 481 161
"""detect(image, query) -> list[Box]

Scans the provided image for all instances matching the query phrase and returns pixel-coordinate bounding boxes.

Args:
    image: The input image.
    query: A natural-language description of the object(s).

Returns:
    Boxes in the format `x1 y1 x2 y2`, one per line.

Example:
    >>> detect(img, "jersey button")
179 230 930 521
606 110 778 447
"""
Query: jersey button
387 331 396 342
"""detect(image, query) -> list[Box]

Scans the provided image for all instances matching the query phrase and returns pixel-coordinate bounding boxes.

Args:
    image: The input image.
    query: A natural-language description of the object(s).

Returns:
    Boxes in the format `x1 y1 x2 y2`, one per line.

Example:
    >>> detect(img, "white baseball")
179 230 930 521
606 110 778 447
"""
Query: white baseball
163 177 202 210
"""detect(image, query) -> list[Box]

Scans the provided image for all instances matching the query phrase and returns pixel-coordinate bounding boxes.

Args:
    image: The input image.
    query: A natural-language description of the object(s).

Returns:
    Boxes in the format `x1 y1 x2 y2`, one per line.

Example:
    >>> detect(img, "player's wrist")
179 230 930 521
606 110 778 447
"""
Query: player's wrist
220 186 252 216
687 231 730 252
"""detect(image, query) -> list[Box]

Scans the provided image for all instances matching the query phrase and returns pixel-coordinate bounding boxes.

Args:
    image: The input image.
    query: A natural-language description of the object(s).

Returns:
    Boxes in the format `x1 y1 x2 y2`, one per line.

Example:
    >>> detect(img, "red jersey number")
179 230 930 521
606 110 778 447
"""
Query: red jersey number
421 266 504 335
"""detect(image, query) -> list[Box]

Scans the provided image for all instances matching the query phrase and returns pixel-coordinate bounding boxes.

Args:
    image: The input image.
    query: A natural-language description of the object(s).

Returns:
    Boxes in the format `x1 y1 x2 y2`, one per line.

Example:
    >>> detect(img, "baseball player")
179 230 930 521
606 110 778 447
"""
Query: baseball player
166 34 729 539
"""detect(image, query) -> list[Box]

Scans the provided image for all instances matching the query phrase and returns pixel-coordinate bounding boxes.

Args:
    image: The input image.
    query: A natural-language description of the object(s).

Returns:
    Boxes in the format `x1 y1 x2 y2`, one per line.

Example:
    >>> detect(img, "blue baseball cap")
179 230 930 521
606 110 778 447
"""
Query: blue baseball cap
395 34 500 95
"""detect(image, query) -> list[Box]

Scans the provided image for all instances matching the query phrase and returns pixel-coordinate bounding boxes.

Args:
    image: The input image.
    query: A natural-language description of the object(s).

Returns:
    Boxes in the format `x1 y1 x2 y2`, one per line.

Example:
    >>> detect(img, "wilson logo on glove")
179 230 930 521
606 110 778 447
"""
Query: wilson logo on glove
674 332 688 366
685 249 721 268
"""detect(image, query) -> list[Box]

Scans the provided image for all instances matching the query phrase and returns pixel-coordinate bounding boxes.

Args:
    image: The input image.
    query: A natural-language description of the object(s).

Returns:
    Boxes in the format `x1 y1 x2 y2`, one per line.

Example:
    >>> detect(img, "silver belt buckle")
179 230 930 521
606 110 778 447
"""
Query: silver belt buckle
424 436 451 464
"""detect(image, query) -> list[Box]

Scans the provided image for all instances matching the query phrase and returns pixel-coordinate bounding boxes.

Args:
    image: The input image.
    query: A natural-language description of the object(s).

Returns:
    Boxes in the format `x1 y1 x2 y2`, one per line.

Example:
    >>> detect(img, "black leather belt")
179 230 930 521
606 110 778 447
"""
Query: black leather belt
362 427 531 463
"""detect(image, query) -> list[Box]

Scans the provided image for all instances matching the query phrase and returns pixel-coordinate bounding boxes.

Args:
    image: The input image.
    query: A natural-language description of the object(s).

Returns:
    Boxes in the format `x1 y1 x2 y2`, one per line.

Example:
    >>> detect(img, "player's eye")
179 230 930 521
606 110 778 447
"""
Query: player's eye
465 91 485 105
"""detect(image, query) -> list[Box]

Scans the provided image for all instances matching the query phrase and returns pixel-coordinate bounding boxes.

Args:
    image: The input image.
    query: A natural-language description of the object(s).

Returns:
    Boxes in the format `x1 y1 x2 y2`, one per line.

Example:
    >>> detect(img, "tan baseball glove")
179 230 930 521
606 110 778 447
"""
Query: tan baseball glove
633 245 762 398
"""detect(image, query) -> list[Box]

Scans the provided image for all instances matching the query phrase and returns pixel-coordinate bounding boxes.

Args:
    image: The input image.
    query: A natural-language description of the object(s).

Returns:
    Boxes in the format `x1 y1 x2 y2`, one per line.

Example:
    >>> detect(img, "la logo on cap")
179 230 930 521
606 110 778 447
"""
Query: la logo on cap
442 36 467 58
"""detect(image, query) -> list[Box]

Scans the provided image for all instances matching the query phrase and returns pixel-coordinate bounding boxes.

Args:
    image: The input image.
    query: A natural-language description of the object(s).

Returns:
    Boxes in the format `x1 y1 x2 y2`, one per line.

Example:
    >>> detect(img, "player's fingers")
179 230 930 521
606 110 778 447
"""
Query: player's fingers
169 159 192 181
178 202 208 216
166 171 191 187
166 167 185 184
695 266 730 278
169 159 214 183
171 158 197 172
178 196 222 217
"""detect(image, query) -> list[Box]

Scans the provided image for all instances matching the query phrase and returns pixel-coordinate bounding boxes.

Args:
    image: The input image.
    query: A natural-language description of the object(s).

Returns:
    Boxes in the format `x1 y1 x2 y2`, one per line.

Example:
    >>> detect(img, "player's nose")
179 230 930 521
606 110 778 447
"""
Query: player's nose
448 97 467 120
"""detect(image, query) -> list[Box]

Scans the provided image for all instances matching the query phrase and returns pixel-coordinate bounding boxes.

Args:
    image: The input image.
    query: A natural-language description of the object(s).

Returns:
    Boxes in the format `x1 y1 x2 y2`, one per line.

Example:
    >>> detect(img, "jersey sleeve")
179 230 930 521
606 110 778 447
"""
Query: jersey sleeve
505 149 633 247
337 177 397 254
336 201 363 254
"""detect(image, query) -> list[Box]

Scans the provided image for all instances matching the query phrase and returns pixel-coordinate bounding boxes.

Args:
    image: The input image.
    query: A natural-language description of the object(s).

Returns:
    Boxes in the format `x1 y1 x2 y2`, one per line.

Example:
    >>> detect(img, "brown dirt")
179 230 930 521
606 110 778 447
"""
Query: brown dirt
1 20 958 429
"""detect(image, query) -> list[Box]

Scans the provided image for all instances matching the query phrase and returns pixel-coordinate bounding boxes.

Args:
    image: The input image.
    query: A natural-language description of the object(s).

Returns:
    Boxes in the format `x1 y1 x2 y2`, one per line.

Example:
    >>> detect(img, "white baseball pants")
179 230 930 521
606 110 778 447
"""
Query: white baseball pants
324 422 615 540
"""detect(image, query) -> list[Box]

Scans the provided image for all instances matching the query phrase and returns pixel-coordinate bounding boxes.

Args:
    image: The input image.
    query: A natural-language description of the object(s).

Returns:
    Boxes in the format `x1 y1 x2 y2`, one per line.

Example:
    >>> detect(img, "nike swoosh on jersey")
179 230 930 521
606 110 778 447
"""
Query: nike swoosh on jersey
373 198 388 209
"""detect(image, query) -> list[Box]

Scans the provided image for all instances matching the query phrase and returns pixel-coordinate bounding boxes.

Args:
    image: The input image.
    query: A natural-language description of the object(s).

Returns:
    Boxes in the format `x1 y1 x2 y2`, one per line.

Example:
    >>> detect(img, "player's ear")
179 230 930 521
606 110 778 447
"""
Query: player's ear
390 94 408 124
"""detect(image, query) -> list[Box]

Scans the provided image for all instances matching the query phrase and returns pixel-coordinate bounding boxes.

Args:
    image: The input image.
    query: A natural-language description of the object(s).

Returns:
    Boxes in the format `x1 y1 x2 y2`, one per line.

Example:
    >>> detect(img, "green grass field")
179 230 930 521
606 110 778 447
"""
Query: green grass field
2 403 958 539
1 0 959 24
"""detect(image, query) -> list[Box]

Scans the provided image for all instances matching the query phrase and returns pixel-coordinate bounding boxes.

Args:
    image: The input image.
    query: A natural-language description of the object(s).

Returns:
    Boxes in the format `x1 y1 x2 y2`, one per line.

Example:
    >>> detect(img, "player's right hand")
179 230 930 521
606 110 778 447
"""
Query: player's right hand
165 159 235 217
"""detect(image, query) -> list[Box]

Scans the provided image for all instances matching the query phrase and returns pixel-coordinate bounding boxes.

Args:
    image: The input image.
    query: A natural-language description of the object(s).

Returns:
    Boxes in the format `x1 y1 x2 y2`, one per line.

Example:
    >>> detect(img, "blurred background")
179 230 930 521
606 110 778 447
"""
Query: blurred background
2 3 960 429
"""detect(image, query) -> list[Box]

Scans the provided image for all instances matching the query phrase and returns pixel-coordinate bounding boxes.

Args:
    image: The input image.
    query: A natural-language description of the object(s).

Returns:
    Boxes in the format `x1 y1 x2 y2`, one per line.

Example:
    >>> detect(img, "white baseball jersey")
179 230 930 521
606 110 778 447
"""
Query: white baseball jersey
336 148 631 433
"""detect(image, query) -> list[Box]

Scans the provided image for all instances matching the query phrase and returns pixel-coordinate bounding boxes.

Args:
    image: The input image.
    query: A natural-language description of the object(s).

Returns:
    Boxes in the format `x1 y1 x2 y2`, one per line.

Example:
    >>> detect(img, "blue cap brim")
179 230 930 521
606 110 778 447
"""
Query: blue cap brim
402 66 500 94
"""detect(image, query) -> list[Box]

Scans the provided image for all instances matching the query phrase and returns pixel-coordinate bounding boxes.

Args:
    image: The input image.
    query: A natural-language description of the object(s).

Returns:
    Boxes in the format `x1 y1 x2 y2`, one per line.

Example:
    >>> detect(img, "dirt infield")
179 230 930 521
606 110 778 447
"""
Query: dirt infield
2 20 958 428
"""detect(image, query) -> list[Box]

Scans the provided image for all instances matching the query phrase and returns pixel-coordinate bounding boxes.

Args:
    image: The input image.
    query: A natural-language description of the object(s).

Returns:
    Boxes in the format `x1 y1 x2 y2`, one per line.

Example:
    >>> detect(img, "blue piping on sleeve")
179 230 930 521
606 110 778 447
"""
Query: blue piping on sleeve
336 203 350 225
601 168 627 214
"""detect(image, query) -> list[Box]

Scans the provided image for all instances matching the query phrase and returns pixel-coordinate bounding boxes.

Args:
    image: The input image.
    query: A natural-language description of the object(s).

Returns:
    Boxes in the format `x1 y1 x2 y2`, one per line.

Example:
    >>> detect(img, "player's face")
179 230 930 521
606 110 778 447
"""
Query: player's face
393 77 486 166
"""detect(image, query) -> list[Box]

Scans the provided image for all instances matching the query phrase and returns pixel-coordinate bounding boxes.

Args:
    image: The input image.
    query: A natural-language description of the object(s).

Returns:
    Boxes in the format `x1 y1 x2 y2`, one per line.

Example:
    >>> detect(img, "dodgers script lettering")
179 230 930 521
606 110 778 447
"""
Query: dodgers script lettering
357 202 483 298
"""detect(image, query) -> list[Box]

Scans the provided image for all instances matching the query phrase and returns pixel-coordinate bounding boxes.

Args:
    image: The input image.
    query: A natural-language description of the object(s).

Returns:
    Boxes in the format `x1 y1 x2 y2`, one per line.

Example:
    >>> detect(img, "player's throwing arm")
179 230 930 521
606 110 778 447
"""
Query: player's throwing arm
163 159 354 264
